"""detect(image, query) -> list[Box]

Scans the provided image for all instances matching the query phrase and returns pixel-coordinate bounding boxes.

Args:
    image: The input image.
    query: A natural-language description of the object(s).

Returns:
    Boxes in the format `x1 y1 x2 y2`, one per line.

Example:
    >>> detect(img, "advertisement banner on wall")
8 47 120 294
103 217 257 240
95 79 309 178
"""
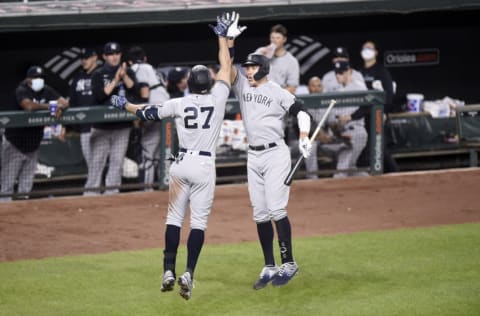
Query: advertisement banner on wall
384 49 440 67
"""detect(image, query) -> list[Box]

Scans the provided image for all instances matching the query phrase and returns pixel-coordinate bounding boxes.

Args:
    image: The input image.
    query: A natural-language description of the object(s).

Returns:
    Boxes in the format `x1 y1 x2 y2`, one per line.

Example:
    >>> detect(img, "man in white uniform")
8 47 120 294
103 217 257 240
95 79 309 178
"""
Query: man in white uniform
225 15 313 288
111 15 236 300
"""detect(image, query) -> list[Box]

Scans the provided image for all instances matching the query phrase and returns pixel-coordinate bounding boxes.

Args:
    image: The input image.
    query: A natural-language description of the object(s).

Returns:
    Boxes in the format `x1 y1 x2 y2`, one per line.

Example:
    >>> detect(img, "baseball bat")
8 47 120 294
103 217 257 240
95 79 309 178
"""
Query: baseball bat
284 99 337 186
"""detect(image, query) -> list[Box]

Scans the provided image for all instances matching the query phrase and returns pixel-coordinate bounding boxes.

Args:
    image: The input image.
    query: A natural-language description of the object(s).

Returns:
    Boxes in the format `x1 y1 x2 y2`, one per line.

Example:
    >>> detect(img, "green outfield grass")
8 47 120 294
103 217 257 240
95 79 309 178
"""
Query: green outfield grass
1 223 479 316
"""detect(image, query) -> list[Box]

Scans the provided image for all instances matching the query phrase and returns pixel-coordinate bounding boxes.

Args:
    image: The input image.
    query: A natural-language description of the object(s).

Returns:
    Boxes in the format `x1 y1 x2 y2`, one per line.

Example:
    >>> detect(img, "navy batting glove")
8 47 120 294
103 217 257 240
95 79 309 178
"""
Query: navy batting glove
111 95 127 110
208 15 228 37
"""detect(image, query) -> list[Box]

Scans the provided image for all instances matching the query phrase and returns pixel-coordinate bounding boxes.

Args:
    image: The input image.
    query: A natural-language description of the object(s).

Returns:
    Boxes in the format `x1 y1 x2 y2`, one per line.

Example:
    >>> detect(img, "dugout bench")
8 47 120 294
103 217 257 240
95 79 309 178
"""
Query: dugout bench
388 105 480 170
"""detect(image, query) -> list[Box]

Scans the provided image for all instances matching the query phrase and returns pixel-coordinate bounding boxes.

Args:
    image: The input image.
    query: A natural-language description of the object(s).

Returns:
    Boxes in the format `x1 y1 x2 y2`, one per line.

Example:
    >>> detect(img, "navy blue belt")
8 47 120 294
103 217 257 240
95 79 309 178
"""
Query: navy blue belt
179 148 211 157
249 142 277 151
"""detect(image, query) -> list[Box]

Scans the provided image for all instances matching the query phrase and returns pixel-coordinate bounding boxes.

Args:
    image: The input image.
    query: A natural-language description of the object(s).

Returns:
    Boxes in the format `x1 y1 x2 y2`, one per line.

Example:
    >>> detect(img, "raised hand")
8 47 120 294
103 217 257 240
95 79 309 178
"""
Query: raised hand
209 14 230 37
111 95 127 110
224 11 247 39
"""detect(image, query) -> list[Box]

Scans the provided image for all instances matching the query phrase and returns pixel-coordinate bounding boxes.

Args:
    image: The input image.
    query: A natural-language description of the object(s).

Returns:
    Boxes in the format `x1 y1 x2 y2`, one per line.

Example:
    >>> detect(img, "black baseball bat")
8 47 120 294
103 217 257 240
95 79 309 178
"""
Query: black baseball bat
284 99 337 186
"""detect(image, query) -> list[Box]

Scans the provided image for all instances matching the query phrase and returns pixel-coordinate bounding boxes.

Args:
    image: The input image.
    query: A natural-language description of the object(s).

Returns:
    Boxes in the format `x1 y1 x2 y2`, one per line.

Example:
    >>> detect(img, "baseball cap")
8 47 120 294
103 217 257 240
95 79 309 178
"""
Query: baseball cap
333 46 349 59
167 67 189 83
103 42 121 55
80 48 97 59
334 61 350 74
26 66 44 78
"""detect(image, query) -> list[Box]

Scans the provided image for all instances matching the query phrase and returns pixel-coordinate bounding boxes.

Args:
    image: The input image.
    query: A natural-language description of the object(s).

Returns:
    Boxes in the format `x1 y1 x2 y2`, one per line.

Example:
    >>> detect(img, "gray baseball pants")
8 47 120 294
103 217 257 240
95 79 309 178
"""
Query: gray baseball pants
84 127 131 195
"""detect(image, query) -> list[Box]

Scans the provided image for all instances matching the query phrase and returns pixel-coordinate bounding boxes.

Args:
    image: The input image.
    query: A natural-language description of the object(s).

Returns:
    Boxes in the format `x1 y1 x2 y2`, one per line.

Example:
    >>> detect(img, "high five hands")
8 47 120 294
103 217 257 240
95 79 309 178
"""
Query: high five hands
209 11 247 39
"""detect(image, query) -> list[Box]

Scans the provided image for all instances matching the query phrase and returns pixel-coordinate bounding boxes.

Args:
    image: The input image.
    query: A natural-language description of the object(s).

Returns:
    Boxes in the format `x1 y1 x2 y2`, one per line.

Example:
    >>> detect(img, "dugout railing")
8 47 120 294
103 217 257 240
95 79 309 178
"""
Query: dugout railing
0 91 384 198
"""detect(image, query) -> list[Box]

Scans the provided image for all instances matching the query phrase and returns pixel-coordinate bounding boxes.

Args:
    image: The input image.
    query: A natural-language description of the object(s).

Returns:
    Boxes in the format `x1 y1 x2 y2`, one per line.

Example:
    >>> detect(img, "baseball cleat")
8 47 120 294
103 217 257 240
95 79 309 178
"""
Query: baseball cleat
253 265 279 290
271 262 299 286
178 272 193 300
161 270 175 292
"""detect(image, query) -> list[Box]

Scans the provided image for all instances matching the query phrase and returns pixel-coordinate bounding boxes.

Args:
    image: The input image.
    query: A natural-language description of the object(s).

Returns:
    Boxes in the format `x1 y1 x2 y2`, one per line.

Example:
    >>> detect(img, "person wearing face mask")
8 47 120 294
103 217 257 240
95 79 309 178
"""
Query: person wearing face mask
323 61 369 178
1 66 68 201
83 41 138 195
360 41 396 114
359 40 398 172
337 41 399 173
322 46 365 93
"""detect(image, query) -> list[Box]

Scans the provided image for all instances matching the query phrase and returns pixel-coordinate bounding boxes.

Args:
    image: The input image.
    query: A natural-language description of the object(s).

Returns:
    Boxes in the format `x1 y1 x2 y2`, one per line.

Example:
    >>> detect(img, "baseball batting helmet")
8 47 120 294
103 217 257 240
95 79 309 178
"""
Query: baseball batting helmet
242 54 270 81
188 65 213 94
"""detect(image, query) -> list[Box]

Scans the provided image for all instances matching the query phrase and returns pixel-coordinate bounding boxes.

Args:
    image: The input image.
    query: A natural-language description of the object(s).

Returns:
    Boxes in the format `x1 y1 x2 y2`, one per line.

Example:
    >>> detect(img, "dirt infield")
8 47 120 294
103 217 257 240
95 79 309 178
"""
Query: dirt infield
1 168 479 262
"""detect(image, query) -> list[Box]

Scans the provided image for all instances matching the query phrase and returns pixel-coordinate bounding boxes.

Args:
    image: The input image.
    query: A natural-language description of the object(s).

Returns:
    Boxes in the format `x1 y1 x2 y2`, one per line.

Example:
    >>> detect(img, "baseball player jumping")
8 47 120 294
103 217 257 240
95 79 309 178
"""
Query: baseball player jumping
110 14 239 300
222 13 313 289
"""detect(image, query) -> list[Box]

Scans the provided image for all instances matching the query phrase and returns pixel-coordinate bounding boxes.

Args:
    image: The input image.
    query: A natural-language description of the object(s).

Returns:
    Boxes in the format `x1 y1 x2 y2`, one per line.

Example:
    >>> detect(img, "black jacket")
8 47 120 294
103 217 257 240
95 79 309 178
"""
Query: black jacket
68 67 97 133
91 64 137 130
5 81 60 153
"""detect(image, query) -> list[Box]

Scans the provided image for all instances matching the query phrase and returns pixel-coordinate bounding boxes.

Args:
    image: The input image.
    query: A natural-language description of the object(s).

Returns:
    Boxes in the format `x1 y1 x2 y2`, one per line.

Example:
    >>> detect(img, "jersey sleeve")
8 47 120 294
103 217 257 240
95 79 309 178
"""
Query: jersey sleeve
156 98 179 118
126 68 138 92
212 80 230 99
232 67 246 98
91 69 107 102
278 87 296 112
44 86 61 102
348 79 368 91
15 85 30 105
145 65 160 87
321 71 336 92
353 70 366 83
210 80 230 115
68 77 78 107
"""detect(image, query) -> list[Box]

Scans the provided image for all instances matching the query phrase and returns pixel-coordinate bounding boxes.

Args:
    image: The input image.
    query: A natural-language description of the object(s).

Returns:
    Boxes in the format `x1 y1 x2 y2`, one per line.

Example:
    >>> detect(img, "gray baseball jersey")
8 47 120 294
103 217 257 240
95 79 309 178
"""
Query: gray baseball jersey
327 78 368 127
232 72 295 223
322 69 365 93
131 63 169 104
156 80 230 230
268 52 300 88
131 62 169 189
323 78 368 178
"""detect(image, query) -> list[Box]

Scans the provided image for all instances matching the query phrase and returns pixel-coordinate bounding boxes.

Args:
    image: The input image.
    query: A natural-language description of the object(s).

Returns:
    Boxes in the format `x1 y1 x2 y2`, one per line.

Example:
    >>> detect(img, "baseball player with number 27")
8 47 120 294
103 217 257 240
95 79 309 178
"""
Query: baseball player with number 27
110 14 239 300
216 12 313 289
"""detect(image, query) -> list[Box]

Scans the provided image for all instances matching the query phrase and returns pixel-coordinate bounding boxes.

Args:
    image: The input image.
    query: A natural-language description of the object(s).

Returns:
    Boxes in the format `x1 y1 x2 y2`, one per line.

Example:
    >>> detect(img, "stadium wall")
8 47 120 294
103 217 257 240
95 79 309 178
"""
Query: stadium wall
0 9 478 111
